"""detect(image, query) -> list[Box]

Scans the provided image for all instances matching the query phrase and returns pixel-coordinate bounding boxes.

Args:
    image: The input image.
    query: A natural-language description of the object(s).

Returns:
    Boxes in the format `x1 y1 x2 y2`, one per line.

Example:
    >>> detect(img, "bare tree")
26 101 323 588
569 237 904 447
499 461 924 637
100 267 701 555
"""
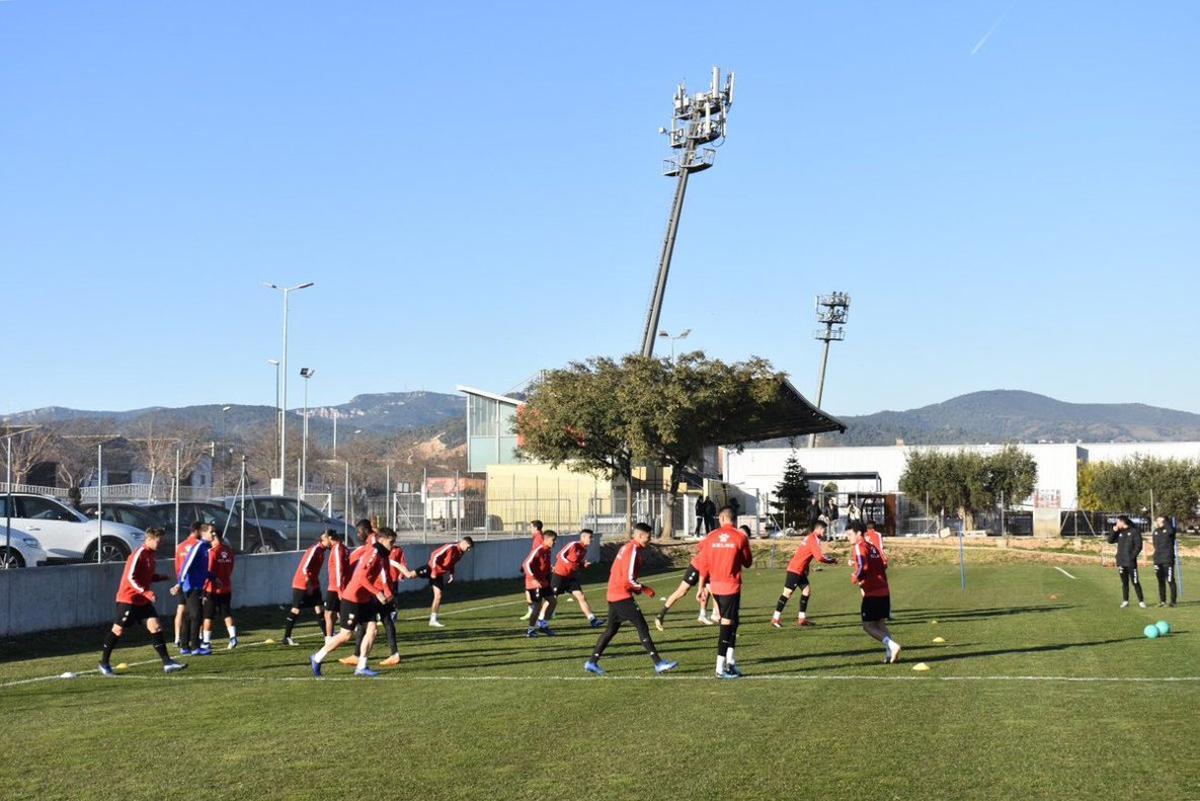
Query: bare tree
130 419 207 500
50 421 113 491
1 425 55 486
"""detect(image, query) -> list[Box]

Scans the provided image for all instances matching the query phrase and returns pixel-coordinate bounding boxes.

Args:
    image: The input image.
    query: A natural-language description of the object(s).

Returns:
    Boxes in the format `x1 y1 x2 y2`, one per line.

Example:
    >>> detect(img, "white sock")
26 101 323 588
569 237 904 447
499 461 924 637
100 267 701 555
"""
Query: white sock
716 656 726 674
586 613 596 621
882 636 894 651
430 613 438 622
772 611 781 620
202 632 211 645
313 646 330 663
726 647 735 665
228 626 237 638
357 655 368 670
798 611 807 620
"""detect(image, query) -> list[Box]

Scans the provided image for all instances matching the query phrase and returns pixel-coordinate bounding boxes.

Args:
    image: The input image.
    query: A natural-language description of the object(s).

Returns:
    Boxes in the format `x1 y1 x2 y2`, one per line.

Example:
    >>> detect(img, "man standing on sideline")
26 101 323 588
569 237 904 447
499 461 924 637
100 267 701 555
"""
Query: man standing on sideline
201 528 237 650
771 521 837 628
699 506 753 679
1152 515 1178 608
1108 515 1146 608
99 527 187 676
703 497 717 535
172 522 201 648
539 529 604 629
173 523 213 656
523 530 557 637
284 532 330 645
583 523 677 677
416 536 474 627
849 525 901 663
520 520 545 621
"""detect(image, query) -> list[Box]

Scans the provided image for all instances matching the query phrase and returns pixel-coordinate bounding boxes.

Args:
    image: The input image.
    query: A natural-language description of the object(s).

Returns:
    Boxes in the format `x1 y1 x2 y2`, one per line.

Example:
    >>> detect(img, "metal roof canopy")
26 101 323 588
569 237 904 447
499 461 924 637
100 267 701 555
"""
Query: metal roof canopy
727 378 846 444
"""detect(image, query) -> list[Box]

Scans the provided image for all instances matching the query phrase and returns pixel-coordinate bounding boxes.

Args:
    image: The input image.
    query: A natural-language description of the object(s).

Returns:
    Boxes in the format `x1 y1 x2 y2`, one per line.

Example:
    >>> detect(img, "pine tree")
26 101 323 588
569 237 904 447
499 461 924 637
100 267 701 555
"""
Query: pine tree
773 456 812 528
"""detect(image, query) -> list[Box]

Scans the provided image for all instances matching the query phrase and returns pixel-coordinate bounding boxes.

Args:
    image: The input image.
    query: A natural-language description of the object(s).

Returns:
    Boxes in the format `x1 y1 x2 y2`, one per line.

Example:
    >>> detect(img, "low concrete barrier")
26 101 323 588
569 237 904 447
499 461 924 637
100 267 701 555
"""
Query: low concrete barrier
0 534 601 637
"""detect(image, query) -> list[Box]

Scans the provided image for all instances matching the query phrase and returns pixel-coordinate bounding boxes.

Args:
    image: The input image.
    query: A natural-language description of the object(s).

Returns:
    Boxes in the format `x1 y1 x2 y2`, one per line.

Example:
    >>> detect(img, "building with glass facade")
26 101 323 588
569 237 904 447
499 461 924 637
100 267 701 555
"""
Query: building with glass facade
459 386 523 474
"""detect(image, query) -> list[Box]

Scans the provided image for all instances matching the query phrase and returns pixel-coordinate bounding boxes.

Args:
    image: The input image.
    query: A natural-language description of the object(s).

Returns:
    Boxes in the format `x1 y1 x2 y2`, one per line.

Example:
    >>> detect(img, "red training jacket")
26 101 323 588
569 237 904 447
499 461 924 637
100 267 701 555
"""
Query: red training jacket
851 539 889 598
204 543 235 595
553 541 588 579
786 533 834 575
606 540 645 603
291 543 326 591
116 545 167 606
699 525 753 596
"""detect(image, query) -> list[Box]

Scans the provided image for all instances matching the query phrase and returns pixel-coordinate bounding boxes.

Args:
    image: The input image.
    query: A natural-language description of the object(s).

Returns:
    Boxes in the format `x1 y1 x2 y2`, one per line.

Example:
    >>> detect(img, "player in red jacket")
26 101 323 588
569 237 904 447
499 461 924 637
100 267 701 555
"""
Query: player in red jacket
771 521 837 628
523 530 558 637
201 528 237 650
864 520 887 565
323 531 350 645
172 522 202 648
583 524 677 676
99 528 187 676
415 536 474 627
309 528 398 678
375 531 418 667
654 536 716 630
283 532 331 645
520 519 545 621
537 529 604 630
697 507 753 679
849 525 901 663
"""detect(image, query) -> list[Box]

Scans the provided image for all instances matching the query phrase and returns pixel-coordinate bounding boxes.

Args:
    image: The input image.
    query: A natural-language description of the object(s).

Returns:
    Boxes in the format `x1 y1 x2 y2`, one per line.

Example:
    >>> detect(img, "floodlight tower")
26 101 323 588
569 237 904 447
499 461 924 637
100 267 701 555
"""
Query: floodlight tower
640 66 735 358
808 292 851 447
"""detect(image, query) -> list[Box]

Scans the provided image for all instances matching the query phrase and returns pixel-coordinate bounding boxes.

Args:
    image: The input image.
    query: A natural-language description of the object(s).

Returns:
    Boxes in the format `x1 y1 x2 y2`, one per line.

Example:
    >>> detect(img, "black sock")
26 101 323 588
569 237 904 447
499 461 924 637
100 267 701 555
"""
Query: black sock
151 630 170 664
799 594 810 613
101 631 119 665
775 595 789 614
385 616 398 654
354 626 365 657
717 624 732 658
728 625 738 650
284 614 297 638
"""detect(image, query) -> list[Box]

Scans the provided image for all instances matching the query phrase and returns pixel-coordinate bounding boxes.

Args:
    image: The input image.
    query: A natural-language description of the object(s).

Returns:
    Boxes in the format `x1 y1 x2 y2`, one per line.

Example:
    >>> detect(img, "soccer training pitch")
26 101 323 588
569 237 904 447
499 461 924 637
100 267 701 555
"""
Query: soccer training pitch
1 556 1196 801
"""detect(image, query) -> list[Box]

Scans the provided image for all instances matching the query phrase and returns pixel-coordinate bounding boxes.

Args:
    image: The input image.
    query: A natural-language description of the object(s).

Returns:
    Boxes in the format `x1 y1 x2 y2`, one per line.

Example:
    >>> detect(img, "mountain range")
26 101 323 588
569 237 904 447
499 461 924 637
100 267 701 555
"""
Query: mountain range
5 389 1200 447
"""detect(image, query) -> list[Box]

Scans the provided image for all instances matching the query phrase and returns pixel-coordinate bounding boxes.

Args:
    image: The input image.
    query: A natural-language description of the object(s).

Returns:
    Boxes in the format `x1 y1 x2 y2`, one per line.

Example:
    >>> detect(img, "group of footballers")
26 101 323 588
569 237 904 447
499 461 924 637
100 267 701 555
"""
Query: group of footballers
98 505 899 679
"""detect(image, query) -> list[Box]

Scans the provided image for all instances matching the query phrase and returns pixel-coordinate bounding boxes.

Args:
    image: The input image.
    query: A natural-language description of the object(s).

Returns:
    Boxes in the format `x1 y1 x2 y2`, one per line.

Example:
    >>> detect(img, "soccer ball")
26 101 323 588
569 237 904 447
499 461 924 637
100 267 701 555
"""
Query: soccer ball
1143 624 1160 640
1155 621 1171 636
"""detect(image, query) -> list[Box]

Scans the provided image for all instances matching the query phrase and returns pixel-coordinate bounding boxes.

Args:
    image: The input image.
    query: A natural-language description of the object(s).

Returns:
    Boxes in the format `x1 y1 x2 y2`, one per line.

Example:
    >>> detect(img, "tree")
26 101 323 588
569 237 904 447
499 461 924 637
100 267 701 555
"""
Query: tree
1078 456 1200 520
516 357 637 528
898 446 1038 531
1 425 54 486
773 456 812 528
130 419 207 500
47 421 114 494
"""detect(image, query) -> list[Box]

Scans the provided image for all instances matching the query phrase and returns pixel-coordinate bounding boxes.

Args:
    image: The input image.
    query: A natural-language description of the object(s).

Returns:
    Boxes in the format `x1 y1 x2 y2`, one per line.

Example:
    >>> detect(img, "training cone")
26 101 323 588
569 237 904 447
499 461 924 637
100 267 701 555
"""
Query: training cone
1143 624 1160 640
912 663 931 671
263 638 275 644
115 663 128 671
1048 594 1059 601
1155 621 1171 636
929 620 938 625
932 636 946 643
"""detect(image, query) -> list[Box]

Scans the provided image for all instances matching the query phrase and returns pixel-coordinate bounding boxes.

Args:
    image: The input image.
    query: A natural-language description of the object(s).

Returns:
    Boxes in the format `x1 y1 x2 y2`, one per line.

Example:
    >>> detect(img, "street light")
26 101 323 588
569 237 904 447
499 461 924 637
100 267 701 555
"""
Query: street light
300 367 315 497
264 281 314 491
267 359 280 473
657 328 691 363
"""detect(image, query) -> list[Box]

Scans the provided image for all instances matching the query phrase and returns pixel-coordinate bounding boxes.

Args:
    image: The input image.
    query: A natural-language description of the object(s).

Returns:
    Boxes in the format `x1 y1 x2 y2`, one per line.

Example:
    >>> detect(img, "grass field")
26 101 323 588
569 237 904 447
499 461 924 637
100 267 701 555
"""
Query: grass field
2 555 1197 801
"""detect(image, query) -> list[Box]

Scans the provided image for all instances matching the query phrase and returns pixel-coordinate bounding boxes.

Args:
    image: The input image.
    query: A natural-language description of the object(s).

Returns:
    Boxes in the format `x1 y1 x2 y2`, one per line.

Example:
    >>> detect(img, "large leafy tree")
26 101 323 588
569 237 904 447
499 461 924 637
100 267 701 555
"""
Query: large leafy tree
1078 456 1199 519
899 445 1037 531
518 353 789 537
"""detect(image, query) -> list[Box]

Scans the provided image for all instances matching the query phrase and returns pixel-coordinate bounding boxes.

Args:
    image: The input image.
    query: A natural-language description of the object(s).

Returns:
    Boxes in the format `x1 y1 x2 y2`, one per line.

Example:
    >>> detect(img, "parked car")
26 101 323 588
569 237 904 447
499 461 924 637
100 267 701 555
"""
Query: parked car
79 502 161 533
0 493 145 563
214 495 347 548
0 525 51 568
144 502 288 554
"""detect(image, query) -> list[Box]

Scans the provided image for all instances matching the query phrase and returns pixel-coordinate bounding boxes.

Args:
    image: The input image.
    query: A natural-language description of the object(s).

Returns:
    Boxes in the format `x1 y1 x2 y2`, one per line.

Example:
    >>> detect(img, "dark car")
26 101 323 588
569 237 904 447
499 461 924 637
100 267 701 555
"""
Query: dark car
144 502 288 554
79 502 162 533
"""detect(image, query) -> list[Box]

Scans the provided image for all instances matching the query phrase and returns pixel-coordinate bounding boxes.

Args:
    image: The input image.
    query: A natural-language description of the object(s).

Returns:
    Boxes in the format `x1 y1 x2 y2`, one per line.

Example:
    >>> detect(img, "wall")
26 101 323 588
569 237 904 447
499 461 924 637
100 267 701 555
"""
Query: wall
0 534 601 638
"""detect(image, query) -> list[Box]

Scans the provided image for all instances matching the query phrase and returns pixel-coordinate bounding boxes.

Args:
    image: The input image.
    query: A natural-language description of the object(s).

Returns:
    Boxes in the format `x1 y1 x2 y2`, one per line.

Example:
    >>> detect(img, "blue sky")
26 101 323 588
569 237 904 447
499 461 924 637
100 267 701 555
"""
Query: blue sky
2 1 1196 417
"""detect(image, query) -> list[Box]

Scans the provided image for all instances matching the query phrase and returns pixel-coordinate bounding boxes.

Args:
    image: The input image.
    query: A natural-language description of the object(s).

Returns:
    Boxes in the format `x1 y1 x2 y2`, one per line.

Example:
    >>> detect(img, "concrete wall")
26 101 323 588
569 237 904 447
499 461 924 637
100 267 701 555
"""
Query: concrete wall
0 534 601 638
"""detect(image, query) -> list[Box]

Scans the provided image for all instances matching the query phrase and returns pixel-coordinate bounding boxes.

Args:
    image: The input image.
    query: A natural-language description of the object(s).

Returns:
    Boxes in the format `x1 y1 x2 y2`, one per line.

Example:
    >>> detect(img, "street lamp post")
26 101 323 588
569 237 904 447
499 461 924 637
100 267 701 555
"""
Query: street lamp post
657 328 691 363
300 367 315 498
264 282 314 491
268 359 280 475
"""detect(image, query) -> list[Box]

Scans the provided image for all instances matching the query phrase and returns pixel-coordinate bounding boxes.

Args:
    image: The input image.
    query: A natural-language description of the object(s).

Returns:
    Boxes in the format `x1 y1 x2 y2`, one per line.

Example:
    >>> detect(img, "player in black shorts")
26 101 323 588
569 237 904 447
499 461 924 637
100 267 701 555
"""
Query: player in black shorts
654 546 717 630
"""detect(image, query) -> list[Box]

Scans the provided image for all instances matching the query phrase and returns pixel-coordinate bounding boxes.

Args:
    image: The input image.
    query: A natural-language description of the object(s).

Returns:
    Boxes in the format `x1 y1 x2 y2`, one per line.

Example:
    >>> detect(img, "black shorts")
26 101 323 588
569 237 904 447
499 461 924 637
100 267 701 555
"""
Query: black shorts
429 573 447 590
526 586 551 605
324 590 342 613
114 602 157 628
551 573 581 595
203 593 232 620
291 588 323 610
784 570 810 591
861 595 891 622
339 600 379 631
682 566 702 587
713 593 741 622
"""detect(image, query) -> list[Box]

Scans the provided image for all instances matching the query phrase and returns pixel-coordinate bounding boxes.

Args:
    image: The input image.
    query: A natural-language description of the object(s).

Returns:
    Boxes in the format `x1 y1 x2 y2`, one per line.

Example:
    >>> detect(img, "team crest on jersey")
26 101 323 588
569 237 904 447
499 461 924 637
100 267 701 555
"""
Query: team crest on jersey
719 533 730 543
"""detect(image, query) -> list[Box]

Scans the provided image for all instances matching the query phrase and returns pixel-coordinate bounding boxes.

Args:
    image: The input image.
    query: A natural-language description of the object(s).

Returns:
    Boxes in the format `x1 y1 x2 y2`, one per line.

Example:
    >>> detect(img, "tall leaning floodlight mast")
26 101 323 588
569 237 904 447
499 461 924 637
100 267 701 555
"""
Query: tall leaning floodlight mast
639 66 734 358
809 292 850 447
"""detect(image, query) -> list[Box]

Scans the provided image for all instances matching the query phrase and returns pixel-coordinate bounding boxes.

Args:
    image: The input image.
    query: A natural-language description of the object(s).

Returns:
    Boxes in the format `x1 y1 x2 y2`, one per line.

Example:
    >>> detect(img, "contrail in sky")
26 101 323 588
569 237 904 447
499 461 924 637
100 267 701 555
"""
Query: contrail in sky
971 2 1016 55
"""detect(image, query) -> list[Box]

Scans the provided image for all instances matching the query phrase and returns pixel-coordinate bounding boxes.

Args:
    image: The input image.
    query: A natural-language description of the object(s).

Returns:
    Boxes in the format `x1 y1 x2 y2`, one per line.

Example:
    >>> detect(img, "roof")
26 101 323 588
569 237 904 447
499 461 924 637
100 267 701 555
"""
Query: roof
730 377 846 444
456 385 524 407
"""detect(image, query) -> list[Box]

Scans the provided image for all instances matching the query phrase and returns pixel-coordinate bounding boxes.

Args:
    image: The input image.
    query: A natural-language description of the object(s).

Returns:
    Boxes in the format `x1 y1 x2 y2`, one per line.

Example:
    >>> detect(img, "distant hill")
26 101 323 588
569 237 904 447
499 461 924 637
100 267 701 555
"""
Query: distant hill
813 390 1200 447
2 391 466 447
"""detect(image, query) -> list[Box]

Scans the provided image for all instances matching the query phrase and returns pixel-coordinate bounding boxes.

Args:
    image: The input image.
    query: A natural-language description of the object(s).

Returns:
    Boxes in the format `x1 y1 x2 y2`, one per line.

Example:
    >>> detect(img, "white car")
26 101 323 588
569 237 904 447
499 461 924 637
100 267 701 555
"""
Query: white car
0 525 50 568
0 493 145 563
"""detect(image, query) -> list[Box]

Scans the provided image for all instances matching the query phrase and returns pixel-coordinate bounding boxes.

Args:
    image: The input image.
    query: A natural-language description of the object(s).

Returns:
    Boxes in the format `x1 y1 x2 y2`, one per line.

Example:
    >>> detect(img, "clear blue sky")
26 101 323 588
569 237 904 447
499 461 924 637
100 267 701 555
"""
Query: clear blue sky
2 2 1196 417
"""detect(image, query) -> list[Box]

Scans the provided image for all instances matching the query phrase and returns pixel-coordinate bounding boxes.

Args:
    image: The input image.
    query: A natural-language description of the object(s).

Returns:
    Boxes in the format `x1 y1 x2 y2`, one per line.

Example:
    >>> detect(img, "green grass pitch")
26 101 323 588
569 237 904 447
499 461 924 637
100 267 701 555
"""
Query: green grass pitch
1 559 1197 800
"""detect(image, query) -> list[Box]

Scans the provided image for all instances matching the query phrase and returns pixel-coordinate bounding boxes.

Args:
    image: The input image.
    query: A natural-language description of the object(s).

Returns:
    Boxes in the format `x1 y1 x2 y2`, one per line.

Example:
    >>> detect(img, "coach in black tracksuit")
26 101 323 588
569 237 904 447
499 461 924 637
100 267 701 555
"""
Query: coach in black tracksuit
1107 515 1145 608
1152 516 1177 608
